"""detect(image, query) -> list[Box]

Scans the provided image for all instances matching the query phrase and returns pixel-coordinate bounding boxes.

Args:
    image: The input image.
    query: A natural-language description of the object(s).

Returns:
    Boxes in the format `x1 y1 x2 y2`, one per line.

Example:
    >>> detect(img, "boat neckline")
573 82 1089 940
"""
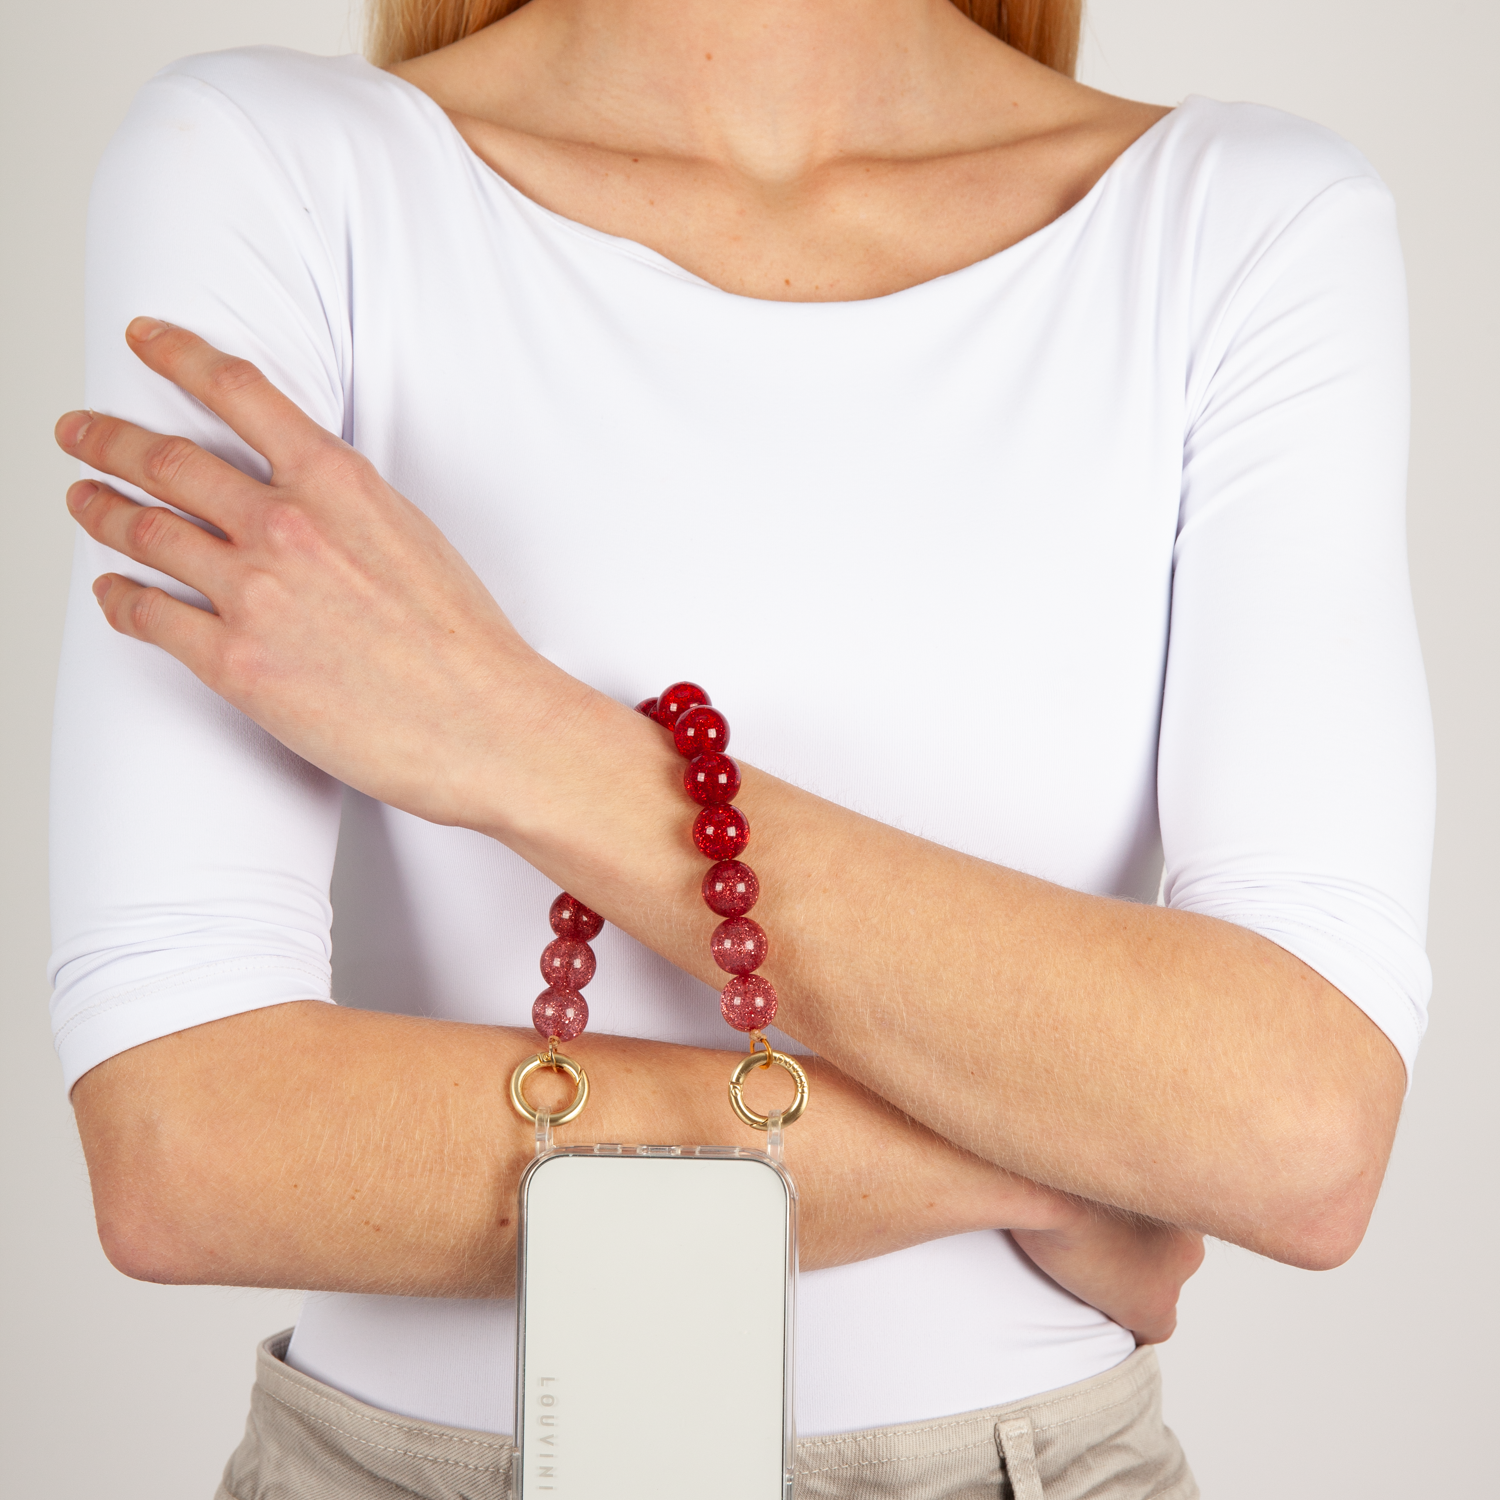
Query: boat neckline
364 55 1188 310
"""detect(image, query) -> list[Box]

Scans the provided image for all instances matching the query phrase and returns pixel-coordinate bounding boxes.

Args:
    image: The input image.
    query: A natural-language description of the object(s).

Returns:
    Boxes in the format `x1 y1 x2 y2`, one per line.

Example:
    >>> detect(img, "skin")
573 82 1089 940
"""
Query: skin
388 0 1173 302
60 0 1406 1353
76 1000 1200 1339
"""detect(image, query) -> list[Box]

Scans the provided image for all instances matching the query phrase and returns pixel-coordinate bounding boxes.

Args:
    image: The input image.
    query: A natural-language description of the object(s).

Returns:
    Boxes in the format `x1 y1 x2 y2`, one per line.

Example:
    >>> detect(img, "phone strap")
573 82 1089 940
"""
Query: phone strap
507 681 810 1150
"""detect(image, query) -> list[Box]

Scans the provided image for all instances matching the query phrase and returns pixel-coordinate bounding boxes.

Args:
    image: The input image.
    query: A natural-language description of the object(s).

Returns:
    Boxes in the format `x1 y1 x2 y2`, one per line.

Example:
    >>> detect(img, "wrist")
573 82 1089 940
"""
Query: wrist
1008 1185 1093 1239
480 680 700 922
463 659 658 842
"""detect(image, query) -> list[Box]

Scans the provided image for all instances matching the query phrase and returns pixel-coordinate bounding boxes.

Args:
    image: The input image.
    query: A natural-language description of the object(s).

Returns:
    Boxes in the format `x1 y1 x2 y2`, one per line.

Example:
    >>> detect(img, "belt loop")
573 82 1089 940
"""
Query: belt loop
995 1414 1044 1500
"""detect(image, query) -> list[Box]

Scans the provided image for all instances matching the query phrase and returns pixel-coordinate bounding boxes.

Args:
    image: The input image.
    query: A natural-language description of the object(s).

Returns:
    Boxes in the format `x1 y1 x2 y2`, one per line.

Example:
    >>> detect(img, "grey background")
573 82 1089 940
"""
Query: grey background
2 1 1493 1494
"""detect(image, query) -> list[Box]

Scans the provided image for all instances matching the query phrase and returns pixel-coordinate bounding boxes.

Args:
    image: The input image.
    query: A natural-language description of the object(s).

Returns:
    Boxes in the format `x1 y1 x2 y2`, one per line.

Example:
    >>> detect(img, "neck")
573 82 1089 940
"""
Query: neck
428 0 1042 179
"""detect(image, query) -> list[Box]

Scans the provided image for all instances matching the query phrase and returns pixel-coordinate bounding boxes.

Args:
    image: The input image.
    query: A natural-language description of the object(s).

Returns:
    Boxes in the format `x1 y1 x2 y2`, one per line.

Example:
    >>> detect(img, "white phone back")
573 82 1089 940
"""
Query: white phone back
515 1147 796 1500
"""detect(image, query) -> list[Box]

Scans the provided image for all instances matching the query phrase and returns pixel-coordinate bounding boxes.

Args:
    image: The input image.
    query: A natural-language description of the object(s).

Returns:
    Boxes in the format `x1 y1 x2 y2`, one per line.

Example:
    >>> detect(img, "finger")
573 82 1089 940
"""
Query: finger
91 572 224 678
125 318 333 477
56 408 262 533
67 480 234 599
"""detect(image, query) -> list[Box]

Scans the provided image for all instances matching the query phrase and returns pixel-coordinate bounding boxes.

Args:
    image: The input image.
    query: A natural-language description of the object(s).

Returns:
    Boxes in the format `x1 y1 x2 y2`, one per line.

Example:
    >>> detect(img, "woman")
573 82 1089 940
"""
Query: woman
49 0 1432 1495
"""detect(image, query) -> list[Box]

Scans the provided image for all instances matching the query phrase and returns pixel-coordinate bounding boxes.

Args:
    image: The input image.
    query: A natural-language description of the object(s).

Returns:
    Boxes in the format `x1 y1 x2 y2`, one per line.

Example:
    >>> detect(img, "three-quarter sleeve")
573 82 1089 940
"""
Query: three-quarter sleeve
49 67 351 1092
1160 171 1435 1079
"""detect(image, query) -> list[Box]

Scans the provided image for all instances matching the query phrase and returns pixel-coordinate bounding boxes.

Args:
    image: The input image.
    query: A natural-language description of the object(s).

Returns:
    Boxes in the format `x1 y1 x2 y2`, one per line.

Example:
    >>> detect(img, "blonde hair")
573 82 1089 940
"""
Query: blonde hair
369 0 1083 77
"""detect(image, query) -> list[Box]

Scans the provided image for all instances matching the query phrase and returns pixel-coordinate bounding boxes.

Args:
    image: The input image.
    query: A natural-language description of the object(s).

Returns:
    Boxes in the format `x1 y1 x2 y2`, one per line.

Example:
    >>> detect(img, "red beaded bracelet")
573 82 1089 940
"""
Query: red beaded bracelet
511 683 808 1136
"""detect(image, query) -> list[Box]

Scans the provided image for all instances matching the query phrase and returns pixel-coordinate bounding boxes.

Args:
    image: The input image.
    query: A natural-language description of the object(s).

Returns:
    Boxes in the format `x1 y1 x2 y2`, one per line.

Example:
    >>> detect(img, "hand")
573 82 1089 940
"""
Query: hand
1012 1209 1205 1344
56 319 575 828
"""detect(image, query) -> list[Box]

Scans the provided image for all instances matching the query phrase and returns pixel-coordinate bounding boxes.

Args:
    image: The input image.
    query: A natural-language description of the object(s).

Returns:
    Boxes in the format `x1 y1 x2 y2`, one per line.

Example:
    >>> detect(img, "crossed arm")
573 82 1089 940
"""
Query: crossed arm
59 321 1406 1338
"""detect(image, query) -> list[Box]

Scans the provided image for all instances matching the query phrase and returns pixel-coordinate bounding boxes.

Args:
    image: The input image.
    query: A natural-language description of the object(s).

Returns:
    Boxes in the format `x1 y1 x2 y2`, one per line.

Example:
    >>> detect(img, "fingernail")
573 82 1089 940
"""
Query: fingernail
66 481 99 514
60 410 94 447
92 577 109 602
127 316 168 342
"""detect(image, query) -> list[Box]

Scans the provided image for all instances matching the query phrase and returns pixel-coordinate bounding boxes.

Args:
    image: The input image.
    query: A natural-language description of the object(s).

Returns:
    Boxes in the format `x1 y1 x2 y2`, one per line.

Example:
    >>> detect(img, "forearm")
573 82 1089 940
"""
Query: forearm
481 674 1405 1266
72 999 1068 1296
53 325 1407 1274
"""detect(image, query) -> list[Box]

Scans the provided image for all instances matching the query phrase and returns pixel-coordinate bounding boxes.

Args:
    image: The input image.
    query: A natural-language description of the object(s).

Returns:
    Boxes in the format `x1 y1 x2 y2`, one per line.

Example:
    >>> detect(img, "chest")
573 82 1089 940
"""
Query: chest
340 189 1186 896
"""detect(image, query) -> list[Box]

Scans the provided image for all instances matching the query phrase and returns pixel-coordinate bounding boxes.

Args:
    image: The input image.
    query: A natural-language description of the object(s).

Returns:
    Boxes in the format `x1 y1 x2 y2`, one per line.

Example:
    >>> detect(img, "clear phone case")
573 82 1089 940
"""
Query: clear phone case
513 1143 797 1500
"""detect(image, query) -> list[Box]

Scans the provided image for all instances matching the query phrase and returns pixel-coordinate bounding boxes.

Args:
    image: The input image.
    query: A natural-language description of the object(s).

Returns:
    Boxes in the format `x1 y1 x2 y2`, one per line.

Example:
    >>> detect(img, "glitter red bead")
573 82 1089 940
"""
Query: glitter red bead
693 805 750 861
549 892 604 942
720 974 779 1032
710 917 768 974
540 938 597 990
702 860 759 917
533 987 589 1043
654 681 711 727
673 705 730 757
684 752 740 806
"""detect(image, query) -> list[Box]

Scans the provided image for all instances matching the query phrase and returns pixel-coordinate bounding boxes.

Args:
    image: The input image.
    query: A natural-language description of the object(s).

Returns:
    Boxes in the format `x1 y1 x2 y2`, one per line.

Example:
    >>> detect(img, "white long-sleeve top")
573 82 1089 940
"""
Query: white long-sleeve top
50 48 1434 1437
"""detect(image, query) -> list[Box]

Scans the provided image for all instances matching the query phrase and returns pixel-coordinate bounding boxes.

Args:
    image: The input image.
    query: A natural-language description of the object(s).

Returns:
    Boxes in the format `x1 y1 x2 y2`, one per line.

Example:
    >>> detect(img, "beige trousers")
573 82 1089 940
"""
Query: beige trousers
216 1331 1197 1500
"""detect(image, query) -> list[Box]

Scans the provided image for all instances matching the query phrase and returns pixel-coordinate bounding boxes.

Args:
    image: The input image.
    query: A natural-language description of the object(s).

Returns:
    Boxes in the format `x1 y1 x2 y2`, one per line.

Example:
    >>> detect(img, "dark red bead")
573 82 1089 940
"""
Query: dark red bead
693 804 749 860
635 697 658 718
654 681 711 727
702 860 759 917
720 974 778 1032
673 705 730 758
533 987 588 1043
684 753 740 806
549 892 604 942
540 939 596 989
710 917 768 975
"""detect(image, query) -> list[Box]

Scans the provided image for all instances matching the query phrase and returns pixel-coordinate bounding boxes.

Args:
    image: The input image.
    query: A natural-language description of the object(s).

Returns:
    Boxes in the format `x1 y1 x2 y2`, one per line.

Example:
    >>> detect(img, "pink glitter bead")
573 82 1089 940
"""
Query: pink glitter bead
673 705 730 758
540 939 596 989
654 681 711 727
684 753 740 806
533 987 588 1042
693 804 749 861
702 860 759 918
710 917 768 975
549 892 604 942
635 697 658 718
720 974 778 1032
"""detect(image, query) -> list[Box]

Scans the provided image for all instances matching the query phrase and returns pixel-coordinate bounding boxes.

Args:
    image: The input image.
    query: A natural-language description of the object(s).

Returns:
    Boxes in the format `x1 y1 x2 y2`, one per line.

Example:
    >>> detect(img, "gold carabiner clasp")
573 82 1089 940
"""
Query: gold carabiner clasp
509 1043 590 1128
728 1042 809 1131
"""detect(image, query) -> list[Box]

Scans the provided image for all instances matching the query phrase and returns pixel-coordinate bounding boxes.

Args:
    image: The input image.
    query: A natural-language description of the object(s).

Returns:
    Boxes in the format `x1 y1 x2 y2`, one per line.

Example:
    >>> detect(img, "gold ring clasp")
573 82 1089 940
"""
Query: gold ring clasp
509 1049 590 1127
728 1046 809 1131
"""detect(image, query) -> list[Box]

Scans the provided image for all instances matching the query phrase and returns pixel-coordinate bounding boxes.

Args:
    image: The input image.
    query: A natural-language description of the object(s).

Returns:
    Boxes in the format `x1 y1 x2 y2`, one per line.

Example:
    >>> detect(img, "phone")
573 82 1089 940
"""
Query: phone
514 1144 797 1500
